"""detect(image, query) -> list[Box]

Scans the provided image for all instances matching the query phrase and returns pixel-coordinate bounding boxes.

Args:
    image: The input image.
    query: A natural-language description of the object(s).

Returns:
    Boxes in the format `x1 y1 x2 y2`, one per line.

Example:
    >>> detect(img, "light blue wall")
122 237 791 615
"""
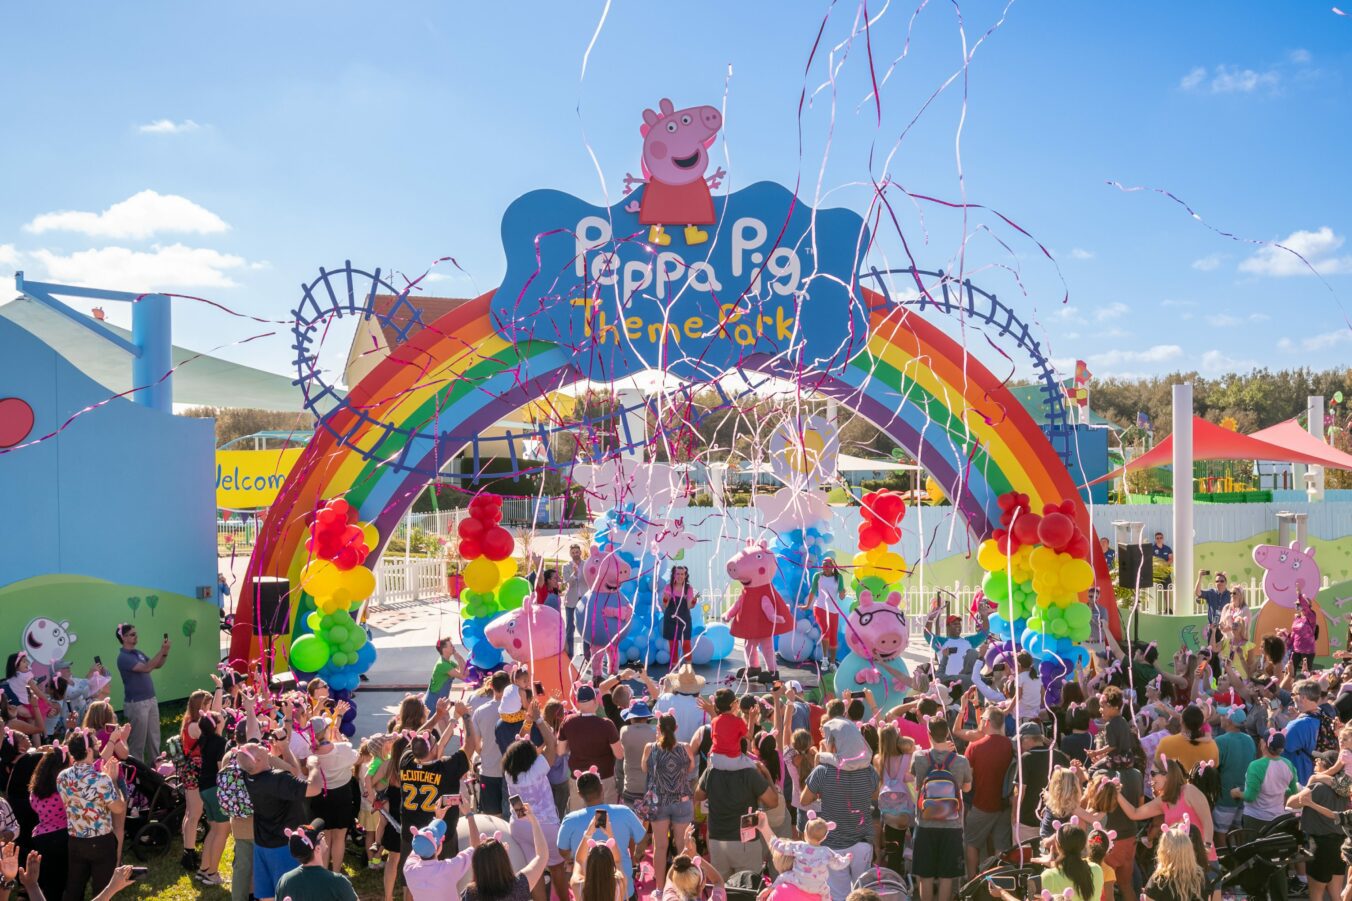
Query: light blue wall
0 317 216 600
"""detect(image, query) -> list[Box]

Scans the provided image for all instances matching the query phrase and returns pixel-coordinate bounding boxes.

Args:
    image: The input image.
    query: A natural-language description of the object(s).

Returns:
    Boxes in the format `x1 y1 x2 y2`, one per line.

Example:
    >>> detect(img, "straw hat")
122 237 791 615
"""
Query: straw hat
666 664 706 696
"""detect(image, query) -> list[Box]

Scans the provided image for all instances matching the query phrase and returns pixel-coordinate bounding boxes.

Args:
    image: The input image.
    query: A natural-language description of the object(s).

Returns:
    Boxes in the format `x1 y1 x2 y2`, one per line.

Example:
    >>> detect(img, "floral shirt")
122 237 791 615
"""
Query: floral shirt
768 838 853 895
56 762 118 838
0 796 18 839
217 760 254 819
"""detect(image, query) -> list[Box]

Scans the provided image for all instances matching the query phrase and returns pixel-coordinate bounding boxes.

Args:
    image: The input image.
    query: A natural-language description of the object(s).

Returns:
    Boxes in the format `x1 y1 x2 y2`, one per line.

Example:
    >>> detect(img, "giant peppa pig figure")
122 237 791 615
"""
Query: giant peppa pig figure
723 541 792 681
580 551 633 677
834 590 913 712
485 597 578 701
622 98 726 248
1253 541 1331 662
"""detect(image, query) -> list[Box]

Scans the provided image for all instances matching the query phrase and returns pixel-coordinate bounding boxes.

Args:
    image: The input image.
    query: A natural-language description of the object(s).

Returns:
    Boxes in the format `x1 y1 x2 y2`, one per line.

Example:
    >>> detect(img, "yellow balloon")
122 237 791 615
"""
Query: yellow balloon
1062 558 1095 593
299 560 341 598
496 557 518 581
977 540 1007 573
1009 546 1036 583
464 557 500 594
335 565 375 604
873 551 908 582
359 522 380 549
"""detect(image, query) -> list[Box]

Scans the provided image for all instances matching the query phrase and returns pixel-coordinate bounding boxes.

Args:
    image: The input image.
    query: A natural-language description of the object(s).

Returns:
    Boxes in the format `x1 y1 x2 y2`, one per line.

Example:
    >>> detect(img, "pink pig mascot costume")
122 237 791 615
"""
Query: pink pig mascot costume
484 597 578 701
834 589 912 712
723 541 792 680
1253 540 1330 662
580 551 633 677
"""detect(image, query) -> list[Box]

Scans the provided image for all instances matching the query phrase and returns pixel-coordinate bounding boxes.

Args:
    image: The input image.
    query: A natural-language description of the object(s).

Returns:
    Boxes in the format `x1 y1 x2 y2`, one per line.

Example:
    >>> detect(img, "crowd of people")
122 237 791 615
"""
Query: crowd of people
1 547 1350 901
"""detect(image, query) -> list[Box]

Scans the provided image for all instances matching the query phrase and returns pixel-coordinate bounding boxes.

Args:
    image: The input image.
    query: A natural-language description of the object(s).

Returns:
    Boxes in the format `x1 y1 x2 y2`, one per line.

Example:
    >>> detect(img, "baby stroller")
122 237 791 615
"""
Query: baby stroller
957 837 1046 901
1214 814 1309 901
854 866 911 901
121 756 187 861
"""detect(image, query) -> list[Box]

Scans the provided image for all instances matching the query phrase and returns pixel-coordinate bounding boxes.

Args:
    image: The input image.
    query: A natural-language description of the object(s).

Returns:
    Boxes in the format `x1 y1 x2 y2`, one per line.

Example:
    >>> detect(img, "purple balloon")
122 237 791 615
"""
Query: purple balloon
984 640 1016 668
1039 658 1070 707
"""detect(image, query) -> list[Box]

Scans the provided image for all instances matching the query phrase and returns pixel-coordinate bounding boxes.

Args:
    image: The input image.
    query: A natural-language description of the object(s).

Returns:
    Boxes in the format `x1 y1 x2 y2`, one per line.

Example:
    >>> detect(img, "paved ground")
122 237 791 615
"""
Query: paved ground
218 552 939 739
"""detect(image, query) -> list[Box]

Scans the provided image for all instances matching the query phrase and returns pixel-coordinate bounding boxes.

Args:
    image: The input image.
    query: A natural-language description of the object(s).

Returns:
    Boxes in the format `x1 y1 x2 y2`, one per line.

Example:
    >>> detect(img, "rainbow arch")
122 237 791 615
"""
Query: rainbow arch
229 289 1118 664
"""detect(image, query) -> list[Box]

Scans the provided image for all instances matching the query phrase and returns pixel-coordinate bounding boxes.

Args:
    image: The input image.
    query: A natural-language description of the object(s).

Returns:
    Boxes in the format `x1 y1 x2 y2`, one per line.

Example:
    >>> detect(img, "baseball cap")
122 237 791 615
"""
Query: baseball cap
946 615 962 627
785 679 804 694
1018 722 1045 740
286 819 325 860
575 685 597 703
410 818 447 859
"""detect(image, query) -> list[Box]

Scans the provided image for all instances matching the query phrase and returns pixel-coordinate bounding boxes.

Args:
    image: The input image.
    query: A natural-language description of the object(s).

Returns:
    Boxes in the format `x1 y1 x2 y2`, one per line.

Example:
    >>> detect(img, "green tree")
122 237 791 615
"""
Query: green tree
182 619 198 646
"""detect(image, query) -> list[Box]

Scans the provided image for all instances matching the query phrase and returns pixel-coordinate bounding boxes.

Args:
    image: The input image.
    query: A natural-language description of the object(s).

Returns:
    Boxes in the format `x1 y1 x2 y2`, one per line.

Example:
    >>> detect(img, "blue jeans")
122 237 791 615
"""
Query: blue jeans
479 775 509 817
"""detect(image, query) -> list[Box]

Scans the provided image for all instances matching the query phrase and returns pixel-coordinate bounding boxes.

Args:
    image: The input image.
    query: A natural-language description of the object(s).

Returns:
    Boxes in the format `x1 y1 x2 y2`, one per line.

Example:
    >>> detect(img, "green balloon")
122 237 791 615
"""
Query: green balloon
1063 603 1092 628
1068 623 1091 642
289 635 331 672
306 612 322 631
328 625 348 644
1026 616 1044 632
1049 619 1069 637
351 629 368 650
498 577 532 610
982 571 1010 601
1336 391 1345 404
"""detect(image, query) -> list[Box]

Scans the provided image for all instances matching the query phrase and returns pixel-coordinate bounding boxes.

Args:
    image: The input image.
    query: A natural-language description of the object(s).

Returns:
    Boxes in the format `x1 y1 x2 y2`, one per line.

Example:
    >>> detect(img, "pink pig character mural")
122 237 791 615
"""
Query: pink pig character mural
723 541 792 681
623 98 726 247
485 597 577 701
1253 540 1330 662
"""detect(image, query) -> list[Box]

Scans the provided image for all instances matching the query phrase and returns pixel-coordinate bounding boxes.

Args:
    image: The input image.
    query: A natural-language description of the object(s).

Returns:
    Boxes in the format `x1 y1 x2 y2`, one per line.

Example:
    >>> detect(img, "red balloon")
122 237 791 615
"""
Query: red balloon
459 539 482 559
328 498 352 519
995 531 1017 555
1011 514 1042 546
484 508 503 525
332 546 362 571
316 508 343 527
879 524 903 545
1065 533 1091 560
458 517 485 540
1036 512 1075 550
858 523 882 551
482 527 514 561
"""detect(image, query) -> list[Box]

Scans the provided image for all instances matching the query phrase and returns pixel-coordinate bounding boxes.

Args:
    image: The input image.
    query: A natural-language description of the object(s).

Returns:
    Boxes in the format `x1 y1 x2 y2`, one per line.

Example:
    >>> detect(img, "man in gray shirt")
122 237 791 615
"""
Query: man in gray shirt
561 544 586 659
115 622 170 762
472 670 510 817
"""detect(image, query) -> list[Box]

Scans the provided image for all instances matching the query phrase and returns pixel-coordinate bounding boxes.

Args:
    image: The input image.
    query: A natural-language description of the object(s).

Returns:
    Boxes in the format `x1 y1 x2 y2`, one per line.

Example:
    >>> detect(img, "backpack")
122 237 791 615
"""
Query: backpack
1316 708 1339 755
918 750 963 822
165 734 188 771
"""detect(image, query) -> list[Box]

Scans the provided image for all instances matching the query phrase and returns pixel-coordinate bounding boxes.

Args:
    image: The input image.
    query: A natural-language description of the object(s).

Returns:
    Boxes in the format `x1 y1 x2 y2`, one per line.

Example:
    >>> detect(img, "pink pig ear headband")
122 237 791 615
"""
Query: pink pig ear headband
806 810 837 831
572 765 600 780
1041 890 1075 901
1088 821 1118 842
284 827 315 849
1049 815 1082 830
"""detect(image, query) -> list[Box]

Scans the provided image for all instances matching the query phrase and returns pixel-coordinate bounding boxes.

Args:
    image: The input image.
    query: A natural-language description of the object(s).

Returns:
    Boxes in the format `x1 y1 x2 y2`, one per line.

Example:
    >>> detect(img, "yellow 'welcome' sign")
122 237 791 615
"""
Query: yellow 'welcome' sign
216 449 303 508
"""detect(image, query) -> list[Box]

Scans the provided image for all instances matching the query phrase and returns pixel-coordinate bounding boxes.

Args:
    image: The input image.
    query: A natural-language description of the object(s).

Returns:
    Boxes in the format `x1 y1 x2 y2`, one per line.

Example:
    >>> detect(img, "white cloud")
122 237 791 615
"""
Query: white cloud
1200 349 1256 373
24 190 229 240
1180 67 1208 90
1280 329 1352 352
1181 64 1281 94
1238 226 1352 277
0 244 18 270
1095 302 1128 322
1088 345 1184 368
1192 254 1223 271
1160 299 1196 308
28 244 250 291
138 119 202 134
1289 48 1312 64
1207 313 1242 327
1069 248 1095 260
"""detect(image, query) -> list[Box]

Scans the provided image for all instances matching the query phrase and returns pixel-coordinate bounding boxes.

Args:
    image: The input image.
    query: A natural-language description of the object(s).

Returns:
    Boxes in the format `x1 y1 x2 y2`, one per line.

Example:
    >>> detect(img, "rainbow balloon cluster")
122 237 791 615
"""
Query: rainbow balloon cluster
851 489 908 598
455 494 531 672
980 492 1095 668
289 498 379 720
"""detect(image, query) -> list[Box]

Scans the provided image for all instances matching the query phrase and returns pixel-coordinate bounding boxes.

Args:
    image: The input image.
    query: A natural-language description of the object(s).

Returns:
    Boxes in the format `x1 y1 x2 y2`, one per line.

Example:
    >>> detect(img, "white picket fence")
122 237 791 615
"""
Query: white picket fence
371 557 449 608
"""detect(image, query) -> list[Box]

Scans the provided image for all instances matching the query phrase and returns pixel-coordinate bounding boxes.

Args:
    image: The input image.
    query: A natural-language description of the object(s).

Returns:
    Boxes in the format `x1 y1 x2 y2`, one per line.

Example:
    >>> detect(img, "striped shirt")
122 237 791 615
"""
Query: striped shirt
805 763 879 849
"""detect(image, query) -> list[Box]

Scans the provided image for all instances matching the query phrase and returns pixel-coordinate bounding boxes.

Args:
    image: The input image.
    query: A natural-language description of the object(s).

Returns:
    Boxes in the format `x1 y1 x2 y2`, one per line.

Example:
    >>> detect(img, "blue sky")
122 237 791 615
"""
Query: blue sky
1 1 1349 384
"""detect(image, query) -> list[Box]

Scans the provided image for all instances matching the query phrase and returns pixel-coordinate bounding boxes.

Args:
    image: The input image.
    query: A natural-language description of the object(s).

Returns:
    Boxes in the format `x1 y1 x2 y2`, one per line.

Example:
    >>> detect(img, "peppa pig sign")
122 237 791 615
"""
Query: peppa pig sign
490 97 871 382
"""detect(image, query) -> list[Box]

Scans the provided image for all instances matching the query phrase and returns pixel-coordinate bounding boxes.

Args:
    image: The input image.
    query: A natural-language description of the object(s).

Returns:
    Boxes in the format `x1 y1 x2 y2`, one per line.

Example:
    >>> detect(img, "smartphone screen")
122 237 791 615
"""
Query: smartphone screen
594 809 608 829
740 812 757 842
130 867 149 881
94 655 102 665
534 682 545 697
509 794 526 818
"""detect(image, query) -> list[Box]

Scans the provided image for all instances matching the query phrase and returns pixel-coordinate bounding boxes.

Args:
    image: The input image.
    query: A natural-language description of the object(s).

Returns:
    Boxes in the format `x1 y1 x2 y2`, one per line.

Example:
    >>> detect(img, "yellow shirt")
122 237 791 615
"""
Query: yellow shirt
1156 733 1220 772
1041 863 1104 901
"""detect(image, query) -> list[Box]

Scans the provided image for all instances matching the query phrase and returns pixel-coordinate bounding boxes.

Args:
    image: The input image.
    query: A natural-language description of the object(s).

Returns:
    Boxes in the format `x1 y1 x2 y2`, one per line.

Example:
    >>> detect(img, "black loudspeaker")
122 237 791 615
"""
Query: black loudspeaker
1117 544 1153 590
254 577 291 637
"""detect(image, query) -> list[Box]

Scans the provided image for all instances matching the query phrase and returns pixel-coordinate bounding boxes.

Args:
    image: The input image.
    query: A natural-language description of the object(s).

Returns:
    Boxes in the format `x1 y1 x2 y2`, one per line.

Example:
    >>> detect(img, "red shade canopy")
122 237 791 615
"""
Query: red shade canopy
1086 415 1352 486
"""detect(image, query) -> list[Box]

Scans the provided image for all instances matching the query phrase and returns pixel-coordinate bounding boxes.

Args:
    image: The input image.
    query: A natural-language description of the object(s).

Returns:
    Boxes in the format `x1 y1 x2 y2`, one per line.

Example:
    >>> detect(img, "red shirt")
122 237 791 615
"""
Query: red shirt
965 733 1015 813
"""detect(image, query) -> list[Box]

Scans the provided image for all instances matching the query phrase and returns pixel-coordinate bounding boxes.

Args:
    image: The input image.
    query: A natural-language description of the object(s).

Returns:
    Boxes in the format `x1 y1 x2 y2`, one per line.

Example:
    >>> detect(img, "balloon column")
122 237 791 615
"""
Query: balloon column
978 492 1095 703
771 521 835 664
454 494 531 678
852 490 909 599
288 498 380 736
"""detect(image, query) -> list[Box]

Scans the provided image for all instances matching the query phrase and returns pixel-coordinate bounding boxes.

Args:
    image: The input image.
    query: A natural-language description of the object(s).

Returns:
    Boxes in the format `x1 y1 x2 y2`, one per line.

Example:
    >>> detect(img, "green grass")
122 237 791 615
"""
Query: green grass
119 835 389 900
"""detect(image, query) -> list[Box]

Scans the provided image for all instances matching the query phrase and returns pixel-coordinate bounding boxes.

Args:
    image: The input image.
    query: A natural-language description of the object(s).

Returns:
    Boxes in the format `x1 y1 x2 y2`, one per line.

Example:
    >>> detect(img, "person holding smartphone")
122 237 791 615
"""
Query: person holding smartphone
114 623 170 762
557 771 644 899
56 729 126 900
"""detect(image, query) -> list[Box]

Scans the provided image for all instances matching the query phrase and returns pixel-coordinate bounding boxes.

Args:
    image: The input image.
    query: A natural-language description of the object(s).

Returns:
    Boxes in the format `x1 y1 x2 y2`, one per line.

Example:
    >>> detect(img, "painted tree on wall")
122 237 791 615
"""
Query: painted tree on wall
182 619 198 646
126 596 140 618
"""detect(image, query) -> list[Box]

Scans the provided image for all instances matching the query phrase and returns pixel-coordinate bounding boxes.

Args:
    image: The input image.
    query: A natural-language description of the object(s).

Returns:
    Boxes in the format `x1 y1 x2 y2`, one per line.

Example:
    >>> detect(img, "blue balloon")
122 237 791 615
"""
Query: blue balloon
702 623 735 660
354 641 377 673
988 614 1010 638
471 643 504 669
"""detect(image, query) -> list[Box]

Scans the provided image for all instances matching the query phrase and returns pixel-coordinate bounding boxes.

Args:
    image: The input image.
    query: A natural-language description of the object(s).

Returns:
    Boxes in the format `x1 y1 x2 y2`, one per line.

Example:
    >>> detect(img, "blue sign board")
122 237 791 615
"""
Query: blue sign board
491 181 871 381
